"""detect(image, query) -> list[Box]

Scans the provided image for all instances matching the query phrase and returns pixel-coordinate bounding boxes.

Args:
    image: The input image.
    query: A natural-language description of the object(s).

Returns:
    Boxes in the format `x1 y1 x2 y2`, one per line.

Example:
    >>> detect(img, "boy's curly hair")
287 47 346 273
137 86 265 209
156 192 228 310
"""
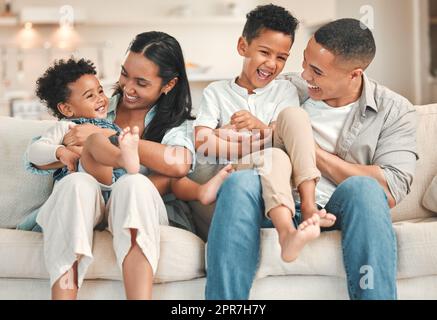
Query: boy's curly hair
36 58 97 119
243 4 299 44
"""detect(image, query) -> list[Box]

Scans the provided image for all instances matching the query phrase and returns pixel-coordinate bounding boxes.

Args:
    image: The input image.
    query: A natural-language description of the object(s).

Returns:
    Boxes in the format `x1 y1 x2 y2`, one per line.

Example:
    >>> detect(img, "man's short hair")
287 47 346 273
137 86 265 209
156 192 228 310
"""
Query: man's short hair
242 4 299 44
314 18 376 70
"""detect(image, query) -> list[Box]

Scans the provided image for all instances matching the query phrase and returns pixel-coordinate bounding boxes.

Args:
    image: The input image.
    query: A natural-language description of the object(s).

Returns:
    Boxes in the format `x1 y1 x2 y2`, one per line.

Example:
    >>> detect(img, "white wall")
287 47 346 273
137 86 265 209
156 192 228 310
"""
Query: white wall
0 0 336 115
336 0 420 103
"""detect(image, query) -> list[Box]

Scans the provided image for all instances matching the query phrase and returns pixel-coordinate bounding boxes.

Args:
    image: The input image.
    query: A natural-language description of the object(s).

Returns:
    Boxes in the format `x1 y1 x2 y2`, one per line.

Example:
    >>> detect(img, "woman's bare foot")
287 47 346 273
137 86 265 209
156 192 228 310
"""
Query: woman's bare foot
301 203 336 228
198 164 235 205
118 126 140 174
279 214 321 263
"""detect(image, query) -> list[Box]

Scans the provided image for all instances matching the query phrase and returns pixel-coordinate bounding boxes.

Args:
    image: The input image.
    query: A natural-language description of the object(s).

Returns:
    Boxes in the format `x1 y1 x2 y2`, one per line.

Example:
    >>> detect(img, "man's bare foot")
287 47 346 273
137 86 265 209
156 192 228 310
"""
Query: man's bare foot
118 126 140 174
198 164 234 205
279 214 321 263
301 203 336 228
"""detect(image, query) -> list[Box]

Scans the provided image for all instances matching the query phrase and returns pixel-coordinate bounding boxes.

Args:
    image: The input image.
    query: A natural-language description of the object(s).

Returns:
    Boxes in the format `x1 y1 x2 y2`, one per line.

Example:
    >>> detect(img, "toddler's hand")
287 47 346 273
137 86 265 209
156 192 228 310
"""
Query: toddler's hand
56 147 80 173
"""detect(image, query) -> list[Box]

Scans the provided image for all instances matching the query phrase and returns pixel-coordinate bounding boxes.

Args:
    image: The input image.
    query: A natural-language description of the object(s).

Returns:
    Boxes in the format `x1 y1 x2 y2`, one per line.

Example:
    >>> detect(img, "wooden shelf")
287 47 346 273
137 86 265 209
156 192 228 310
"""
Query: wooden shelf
0 15 246 28
87 16 246 27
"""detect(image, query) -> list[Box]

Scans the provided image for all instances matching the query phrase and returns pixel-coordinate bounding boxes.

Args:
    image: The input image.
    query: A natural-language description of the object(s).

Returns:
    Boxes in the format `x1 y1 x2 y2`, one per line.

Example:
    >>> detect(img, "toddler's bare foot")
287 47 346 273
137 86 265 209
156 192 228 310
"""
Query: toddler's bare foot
118 126 140 174
280 214 320 263
198 164 234 205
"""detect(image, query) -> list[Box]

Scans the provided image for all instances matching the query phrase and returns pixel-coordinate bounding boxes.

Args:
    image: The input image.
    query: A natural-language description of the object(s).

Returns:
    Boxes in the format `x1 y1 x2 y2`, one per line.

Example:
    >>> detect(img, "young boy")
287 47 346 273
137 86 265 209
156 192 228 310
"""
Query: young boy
27 58 140 193
173 4 335 262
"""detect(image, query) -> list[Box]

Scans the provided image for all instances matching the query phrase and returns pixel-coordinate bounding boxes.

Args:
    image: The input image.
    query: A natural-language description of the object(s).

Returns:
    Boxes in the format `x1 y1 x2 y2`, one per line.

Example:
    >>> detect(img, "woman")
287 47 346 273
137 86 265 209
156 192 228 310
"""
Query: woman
26 31 195 299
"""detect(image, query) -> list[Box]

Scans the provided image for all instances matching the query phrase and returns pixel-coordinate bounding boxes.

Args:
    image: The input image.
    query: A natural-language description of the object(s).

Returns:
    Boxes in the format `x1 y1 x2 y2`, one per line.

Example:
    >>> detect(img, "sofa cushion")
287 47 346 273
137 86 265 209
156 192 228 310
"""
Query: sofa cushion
391 104 437 222
2 219 436 282
423 175 437 213
0 117 55 228
1 105 437 229
0 226 205 283
255 218 437 280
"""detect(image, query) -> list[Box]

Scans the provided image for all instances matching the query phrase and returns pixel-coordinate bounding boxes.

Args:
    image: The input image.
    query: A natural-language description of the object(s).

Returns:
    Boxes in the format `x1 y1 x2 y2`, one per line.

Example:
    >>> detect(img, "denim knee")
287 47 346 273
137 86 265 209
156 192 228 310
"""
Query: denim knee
216 170 263 220
335 176 390 222
338 176 386 202
220 170 261 198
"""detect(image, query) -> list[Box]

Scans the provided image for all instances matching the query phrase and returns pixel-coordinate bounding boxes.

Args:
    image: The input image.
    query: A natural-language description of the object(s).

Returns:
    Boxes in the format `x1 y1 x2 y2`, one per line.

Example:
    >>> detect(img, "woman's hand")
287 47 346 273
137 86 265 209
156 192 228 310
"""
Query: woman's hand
63 123 103 147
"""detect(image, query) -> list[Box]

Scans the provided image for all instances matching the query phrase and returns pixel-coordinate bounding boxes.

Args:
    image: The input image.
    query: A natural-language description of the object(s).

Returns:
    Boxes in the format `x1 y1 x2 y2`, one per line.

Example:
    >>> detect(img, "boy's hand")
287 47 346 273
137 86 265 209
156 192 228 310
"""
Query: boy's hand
231 111 269 131
56 147 80 172
214 124 253 142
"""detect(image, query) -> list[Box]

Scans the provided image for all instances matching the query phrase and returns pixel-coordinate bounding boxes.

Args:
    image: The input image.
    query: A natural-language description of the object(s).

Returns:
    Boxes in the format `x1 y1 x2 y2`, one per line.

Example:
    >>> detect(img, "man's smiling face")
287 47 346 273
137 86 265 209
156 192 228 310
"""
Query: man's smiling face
301 37 360 107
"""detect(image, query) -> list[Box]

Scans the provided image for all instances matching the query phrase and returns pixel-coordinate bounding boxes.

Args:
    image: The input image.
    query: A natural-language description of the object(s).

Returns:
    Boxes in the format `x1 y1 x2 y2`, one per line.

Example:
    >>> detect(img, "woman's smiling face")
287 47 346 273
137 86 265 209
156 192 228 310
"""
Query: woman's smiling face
118 51 164 110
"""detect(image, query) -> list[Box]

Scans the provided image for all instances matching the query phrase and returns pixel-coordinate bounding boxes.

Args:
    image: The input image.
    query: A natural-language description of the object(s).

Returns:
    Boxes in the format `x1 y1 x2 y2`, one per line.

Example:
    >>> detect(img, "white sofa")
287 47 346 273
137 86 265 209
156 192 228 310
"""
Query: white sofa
1 104 437 300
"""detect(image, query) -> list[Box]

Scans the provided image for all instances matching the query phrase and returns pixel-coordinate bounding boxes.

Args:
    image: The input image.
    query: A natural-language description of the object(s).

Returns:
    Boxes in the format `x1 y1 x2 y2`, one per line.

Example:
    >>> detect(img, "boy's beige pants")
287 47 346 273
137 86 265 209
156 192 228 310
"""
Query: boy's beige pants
235 107 320 217
36 173 168 288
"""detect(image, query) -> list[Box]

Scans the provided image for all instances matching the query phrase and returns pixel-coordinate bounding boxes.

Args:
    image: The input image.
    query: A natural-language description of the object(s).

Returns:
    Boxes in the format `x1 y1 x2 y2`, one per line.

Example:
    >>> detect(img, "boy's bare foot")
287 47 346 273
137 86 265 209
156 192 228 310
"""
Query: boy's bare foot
198 164 234 205
279 214 321 263
301 203 336 228
316 209 336 228
118 126 140 174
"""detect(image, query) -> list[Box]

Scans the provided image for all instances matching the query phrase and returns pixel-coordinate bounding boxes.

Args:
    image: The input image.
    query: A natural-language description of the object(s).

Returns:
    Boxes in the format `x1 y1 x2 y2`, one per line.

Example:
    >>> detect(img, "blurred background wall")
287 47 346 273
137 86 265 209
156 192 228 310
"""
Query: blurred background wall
0 0 434 119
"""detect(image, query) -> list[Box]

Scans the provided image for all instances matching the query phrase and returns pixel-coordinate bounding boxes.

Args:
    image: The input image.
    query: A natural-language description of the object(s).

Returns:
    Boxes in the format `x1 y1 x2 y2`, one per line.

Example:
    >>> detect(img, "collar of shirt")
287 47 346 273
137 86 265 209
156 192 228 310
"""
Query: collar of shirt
229 77 276 97
107 94 157 128
358 73 378 116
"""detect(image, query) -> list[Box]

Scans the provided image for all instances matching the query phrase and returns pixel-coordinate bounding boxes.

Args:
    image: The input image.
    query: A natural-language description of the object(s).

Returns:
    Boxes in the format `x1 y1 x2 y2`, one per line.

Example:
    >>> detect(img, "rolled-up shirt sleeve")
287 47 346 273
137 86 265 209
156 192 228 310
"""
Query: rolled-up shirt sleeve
161 120 196 172
373 102 418 204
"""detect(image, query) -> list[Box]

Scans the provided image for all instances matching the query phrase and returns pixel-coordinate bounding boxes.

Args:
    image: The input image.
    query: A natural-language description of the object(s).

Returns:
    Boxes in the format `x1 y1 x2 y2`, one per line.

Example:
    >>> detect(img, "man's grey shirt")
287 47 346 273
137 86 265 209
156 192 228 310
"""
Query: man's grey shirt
282 72 418 205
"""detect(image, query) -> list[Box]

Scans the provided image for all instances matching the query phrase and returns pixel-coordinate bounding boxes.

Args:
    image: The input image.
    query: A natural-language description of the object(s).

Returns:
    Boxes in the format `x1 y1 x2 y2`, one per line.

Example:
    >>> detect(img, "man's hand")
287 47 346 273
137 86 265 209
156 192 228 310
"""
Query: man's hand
313 141 396 208
56 147 80 172
230 111 269 131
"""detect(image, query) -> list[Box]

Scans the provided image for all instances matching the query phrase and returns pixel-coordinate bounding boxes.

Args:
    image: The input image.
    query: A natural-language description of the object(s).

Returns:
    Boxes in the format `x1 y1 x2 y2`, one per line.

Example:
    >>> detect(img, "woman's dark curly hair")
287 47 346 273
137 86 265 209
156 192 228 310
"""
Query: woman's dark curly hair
36 58 97 119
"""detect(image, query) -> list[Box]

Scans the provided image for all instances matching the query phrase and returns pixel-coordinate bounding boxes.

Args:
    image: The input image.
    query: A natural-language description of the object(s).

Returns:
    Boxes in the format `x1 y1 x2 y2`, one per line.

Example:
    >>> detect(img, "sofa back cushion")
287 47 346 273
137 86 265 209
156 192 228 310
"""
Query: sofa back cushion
0 117 54 228
0 104 436 228
391 104 437 222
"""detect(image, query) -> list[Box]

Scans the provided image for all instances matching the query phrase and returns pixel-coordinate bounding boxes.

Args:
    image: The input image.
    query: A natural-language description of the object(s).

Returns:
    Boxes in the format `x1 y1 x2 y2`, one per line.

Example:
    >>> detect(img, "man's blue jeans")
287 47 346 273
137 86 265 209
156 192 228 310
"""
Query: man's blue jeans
205 170 397 300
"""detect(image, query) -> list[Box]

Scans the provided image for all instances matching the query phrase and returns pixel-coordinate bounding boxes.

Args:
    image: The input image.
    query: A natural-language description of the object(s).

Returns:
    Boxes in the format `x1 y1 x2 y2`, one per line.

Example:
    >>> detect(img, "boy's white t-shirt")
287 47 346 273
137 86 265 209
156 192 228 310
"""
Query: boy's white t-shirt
301 98 357 207
193 78 300 129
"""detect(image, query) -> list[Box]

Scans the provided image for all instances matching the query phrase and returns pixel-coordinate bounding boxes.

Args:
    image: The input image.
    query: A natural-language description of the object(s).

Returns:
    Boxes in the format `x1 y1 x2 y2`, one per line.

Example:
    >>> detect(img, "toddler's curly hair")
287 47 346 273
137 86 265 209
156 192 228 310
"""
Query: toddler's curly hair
36 58 97 119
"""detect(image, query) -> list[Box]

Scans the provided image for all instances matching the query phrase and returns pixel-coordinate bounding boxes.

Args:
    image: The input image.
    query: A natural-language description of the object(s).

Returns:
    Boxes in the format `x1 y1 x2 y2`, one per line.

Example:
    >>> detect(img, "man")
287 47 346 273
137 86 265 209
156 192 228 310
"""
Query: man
205 18 418 300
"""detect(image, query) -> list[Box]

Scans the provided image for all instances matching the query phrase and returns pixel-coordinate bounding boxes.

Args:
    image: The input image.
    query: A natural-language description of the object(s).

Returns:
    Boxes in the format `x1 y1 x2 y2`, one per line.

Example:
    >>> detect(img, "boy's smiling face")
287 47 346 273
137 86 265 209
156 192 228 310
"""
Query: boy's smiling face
237 28 293 93
58 74 109 119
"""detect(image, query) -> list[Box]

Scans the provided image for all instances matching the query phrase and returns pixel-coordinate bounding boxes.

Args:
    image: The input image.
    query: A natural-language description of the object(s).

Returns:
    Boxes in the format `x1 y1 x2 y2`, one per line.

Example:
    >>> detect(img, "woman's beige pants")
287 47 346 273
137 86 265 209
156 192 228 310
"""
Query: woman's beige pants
36 173 168 288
